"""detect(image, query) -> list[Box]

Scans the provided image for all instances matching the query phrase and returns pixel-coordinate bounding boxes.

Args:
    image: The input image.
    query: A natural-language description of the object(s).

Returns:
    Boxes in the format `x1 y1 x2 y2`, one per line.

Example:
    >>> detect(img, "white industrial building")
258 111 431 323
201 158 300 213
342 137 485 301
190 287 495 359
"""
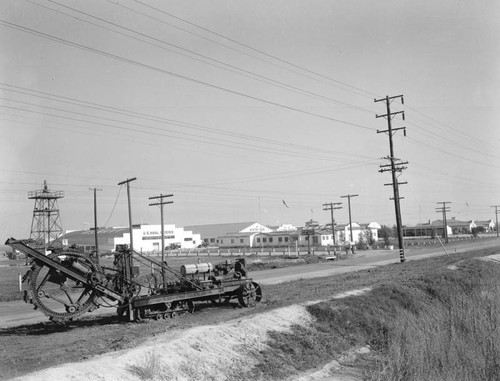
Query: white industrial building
319 222 381 246
58 224 201 253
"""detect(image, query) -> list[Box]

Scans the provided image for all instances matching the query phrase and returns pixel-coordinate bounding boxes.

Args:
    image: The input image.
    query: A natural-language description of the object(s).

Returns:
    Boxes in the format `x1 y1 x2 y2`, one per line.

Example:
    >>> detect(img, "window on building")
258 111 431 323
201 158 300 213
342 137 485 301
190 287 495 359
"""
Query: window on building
269 237 273 243
257 238 260 243
231 239 234 244
240 239 244 243
263 238 267 243
220 239 223 244
210 238 215 243
278 237 283 243
285 237 289 242
204 238 209 243
184 237 192 241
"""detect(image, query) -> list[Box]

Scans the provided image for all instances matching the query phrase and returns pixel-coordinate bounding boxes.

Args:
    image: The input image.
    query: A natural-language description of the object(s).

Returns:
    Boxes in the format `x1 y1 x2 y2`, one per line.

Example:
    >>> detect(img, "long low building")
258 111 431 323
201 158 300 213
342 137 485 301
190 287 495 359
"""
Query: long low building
187 220 380 249
184 222 272 247
58 224 201 253
403 218 496 238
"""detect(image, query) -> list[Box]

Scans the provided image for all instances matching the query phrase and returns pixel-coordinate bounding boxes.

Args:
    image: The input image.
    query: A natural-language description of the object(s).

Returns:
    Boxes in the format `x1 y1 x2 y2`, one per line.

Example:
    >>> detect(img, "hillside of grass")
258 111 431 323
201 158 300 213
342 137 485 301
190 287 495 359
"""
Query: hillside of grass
248 257 500 381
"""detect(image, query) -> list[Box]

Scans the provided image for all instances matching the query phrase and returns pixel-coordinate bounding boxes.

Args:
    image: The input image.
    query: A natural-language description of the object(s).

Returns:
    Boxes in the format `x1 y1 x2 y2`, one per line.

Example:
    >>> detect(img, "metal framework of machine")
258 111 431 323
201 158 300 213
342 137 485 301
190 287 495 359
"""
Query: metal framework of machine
6 239 262 323
8 177 262 323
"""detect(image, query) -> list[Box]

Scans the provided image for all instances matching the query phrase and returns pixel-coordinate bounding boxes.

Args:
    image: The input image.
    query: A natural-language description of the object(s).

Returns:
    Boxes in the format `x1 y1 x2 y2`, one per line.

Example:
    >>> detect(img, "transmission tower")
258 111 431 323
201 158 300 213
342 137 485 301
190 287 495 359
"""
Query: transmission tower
375 94 408 263
28 180 64 249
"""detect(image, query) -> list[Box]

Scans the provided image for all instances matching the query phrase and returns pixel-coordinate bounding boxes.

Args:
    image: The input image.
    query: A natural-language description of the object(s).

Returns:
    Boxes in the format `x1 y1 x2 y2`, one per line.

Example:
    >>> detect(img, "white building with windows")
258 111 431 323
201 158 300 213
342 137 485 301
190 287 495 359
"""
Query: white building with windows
320 222 381 246
58 224 201 253
185 222 272 247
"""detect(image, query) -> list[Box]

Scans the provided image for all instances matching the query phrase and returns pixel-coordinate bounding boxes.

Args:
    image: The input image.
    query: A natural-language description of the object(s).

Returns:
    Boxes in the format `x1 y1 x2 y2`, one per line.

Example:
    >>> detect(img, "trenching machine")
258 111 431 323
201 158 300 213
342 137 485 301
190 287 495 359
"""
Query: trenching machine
5 238 262 322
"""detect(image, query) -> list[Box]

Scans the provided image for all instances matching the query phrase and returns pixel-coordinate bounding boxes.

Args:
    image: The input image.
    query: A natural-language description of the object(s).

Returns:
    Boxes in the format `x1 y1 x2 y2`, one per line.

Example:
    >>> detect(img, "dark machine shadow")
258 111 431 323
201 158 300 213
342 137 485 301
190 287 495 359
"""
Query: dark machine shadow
0 314 123 336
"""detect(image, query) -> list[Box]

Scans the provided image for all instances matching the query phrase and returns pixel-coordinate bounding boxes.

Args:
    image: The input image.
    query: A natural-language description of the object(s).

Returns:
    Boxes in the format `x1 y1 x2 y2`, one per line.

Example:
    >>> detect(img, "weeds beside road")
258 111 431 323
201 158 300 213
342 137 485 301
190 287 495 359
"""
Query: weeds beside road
248 247 500 381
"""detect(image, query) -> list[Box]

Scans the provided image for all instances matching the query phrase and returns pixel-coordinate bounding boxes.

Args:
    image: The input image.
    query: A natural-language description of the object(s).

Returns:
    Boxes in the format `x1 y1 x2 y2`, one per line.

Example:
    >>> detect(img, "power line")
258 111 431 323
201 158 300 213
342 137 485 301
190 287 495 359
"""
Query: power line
0 83 373 161
405 135 500 169
1 100 367 164
110 0 375 100
132 0 381 99
104 185 123 227
0 19 373 131
405 104 498 151
31 0 374 114
407 120 500 162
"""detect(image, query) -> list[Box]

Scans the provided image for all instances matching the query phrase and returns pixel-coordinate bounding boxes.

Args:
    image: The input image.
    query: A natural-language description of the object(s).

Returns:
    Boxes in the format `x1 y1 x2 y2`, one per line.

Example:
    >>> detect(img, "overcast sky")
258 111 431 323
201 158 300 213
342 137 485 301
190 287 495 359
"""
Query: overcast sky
1 0 499 239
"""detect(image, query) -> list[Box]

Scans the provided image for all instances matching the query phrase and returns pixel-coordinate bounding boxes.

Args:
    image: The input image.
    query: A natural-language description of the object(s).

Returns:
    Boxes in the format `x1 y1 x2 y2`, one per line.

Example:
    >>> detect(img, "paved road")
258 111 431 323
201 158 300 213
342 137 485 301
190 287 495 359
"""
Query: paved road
1 239 498 328
254 239 500 285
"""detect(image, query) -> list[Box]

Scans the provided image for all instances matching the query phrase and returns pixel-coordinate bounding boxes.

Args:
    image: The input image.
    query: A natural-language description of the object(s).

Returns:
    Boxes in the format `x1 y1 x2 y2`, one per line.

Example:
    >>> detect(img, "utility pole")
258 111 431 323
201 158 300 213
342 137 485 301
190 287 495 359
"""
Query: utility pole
118 178 137 251
149 193 174 288
436 202 451 243
322 202 342 246
117 177 137 321
375 94 408 263
340 194 358 244
89 187 102 262
491 205 500 238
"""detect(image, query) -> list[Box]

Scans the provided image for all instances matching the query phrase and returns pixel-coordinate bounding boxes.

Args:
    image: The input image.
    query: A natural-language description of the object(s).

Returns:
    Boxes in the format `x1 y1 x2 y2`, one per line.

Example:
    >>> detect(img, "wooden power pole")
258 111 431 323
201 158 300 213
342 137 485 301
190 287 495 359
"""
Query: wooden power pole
436 202 451 243
340 194 358 244
375 94 408 263
89 187 102 261
149 193 174 288
323 202 342 246
492 205 500 238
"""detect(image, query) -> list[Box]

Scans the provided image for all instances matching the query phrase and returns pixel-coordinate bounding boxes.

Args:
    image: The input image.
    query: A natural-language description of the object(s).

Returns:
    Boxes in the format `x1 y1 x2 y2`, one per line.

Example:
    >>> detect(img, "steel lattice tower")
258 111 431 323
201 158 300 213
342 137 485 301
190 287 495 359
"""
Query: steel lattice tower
28 180 64 249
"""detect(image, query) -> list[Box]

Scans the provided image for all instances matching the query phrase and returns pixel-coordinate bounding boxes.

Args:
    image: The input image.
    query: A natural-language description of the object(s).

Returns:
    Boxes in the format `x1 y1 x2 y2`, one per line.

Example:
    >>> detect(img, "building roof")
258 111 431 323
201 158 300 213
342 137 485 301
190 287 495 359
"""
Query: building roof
410 220 445 228
184 222 258 238
475 220 494 226
406 218 476 229
219 232 256 238
447 218 472 227
360 222 382 229
55 227 129 246
330 222 361 230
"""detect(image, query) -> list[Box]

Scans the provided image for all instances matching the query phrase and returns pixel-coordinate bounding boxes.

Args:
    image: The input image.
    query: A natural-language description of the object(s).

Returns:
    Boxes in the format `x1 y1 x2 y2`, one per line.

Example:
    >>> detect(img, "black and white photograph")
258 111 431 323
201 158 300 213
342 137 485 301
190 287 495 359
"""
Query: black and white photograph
0 1 499 380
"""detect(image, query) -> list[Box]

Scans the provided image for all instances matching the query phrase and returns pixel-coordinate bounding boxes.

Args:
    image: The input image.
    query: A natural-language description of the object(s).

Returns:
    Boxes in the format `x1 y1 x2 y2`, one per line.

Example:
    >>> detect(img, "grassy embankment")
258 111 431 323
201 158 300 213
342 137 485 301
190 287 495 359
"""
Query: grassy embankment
248 257 500 380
